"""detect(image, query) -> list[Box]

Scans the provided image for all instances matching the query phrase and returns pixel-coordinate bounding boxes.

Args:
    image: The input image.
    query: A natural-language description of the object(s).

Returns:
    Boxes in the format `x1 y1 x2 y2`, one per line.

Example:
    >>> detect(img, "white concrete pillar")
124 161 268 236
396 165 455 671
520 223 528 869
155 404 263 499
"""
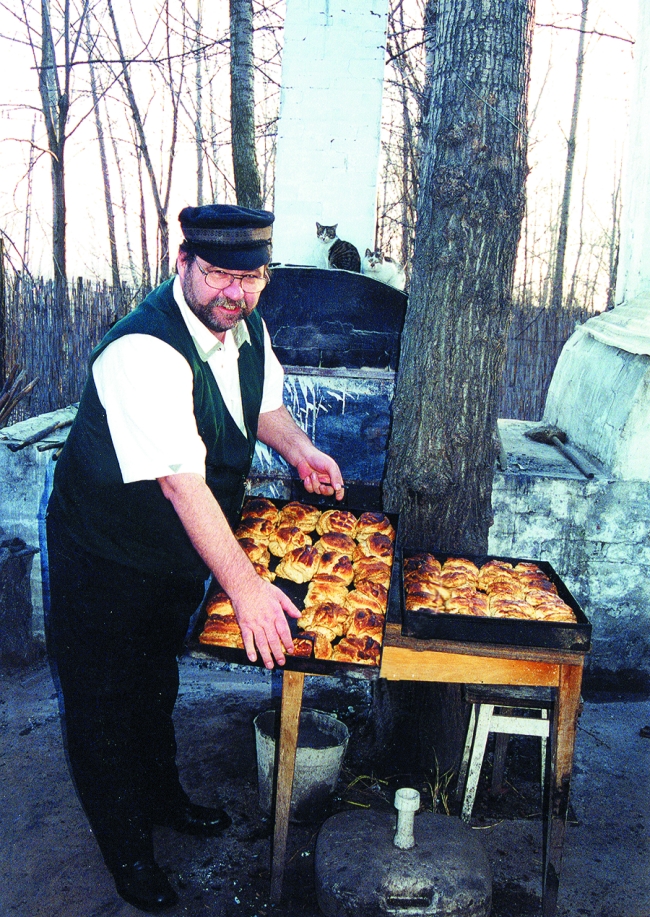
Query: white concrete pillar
271 0 389 266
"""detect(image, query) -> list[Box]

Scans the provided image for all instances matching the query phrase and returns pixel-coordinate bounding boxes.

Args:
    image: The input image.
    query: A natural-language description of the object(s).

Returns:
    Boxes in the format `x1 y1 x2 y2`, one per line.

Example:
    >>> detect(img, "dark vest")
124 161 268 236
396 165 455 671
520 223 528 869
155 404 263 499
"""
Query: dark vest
50 278 266 578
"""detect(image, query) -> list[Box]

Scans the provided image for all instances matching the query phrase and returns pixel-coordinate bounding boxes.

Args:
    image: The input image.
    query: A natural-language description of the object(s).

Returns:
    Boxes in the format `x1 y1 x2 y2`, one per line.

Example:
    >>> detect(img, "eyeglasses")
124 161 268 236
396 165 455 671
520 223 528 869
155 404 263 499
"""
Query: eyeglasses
195 261 269 293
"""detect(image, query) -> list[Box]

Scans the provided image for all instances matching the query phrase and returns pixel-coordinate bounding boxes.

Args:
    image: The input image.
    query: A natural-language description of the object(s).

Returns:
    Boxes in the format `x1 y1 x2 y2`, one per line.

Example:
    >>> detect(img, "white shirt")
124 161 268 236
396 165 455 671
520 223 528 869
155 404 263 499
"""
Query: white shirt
93 276 284 483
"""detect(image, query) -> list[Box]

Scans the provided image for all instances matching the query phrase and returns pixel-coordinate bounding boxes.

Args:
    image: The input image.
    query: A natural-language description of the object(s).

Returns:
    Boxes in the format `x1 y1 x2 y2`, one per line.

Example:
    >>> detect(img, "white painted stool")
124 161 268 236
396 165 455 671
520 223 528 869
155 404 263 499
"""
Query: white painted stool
456 684 553 822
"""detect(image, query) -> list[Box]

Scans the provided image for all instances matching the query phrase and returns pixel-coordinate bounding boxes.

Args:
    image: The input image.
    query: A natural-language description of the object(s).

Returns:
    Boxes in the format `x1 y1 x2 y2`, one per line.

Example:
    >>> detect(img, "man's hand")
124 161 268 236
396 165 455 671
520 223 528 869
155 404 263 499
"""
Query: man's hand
257 407 345 501
296 450 345 500
230 574 301 669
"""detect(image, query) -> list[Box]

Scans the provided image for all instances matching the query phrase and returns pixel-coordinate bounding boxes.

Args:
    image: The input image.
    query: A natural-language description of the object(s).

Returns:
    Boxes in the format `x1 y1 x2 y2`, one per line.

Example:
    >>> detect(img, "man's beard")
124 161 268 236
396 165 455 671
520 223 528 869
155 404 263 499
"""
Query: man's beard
181 274 254 333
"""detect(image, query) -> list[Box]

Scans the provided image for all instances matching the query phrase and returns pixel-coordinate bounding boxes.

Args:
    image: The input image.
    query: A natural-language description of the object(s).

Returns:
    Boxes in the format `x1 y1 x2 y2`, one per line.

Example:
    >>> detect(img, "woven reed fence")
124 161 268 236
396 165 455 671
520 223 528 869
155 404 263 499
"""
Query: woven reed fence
1 273 593 425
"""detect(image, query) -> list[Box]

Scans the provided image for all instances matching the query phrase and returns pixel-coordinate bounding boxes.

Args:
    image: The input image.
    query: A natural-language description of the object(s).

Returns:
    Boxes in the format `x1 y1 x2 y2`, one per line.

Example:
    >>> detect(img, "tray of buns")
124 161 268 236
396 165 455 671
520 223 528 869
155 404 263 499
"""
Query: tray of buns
190 497 400 675
401 550 591 651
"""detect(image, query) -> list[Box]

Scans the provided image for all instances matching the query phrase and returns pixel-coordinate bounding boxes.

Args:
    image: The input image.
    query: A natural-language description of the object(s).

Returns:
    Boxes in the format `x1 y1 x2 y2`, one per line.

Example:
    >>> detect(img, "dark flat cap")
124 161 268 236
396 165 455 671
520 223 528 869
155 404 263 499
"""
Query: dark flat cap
179 204 274 270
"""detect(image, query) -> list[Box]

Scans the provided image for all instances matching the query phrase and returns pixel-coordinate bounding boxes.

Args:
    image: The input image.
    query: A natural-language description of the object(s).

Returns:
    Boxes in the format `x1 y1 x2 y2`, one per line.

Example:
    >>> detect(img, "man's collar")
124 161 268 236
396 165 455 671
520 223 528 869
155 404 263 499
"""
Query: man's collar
172 275 251 361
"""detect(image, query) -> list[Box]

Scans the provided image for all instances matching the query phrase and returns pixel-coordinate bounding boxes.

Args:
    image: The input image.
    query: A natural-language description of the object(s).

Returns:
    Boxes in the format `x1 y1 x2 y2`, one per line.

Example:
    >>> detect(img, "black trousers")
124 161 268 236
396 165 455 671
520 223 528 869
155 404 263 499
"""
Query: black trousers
46 504 205 872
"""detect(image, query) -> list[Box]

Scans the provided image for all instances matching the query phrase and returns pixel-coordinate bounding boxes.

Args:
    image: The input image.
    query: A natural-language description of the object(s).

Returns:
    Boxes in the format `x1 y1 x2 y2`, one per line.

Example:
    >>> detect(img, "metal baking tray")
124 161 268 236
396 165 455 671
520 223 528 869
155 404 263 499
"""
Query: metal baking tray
400 551 591 652
188 497 399 676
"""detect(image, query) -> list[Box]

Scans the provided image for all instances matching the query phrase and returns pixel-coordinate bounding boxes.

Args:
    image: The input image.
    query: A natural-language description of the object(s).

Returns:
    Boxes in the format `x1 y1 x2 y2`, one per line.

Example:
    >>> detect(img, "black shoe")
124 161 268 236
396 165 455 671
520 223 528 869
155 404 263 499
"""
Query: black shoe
113 859 178 912
153 801 232 837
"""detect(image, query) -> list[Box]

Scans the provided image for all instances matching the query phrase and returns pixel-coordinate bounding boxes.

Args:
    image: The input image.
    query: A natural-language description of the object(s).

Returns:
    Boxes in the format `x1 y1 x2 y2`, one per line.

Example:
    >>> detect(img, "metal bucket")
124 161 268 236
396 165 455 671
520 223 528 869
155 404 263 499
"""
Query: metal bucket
254 708 349 823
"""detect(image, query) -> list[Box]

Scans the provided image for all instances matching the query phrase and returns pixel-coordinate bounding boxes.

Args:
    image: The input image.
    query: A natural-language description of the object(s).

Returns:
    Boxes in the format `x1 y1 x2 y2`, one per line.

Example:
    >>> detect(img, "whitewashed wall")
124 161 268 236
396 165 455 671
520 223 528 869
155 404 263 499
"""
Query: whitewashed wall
272 0 389 265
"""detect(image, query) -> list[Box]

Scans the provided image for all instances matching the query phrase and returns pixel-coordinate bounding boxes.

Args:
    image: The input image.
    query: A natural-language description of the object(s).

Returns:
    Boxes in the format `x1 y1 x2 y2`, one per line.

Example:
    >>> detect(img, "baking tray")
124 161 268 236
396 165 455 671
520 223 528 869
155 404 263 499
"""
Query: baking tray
188 497 399 677
400 551 591 652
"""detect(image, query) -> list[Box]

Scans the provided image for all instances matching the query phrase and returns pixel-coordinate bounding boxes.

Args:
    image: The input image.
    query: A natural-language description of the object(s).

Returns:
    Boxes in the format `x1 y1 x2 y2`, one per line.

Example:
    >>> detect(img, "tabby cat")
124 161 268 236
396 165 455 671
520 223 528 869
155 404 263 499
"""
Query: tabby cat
314 223 361 272
361 248 406 290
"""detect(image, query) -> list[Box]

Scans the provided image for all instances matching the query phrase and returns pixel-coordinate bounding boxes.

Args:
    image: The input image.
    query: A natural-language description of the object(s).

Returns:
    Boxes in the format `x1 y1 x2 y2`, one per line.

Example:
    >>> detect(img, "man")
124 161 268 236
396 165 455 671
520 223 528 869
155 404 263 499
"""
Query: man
46 204 344 911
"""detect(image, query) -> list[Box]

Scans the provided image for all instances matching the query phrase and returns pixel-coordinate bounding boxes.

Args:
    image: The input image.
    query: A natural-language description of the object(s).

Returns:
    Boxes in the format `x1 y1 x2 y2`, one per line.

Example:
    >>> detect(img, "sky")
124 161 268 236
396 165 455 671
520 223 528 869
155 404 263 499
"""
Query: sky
0 0 638 298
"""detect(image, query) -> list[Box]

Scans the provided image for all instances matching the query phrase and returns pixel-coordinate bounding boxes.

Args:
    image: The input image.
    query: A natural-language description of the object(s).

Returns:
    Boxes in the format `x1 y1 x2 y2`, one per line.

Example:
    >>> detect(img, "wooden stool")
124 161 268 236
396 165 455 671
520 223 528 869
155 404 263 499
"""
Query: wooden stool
456 684 554 822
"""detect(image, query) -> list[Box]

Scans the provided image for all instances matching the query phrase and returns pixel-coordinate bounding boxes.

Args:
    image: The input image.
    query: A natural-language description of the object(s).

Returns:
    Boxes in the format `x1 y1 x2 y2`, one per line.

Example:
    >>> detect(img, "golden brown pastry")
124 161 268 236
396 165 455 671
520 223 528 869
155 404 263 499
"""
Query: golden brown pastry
345 608 384 641
355 512 395 543
234 517 275 546
237 537 271 566
274 545 321 583
405 590 446 612
268 525 313 558
199 616 244 648
487 579 527 601
402 553 442 577
489 597 534 619
240 497 280 524
353 558 392 587
331 635 380 665
314 532 357 557
252 561 275 582
440 569 475 590
205 592 235 616
304 575 350 608
405 581 450 605
292 636 314 657
445 593 489 617
443 557 480 578
315 509 358 537
353 533 394 561
354 579 389 610
317 551 355 585
278 501 321 532
302 631 333 660
298 602 348 638
345 589 386 615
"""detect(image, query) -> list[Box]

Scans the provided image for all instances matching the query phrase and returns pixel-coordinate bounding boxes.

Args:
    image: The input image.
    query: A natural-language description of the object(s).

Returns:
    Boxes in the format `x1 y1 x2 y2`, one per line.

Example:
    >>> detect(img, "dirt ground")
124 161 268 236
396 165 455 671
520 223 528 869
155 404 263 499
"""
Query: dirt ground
1 653 649 917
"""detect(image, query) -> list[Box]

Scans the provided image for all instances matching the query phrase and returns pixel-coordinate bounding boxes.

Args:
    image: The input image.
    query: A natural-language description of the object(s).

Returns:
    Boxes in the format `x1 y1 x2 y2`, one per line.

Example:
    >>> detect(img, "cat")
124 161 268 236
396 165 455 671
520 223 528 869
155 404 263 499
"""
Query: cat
314 223 361 272
361 248 407 290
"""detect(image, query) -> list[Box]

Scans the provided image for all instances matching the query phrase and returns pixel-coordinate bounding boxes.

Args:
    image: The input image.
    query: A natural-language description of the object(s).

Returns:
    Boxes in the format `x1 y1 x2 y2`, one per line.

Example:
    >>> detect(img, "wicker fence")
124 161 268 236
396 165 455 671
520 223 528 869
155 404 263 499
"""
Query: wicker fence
1 273 593 425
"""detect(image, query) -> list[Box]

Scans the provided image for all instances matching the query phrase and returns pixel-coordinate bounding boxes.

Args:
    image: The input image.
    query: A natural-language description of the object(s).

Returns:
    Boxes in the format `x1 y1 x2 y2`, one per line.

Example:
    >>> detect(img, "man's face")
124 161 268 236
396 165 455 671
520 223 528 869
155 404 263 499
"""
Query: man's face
177 253 264 336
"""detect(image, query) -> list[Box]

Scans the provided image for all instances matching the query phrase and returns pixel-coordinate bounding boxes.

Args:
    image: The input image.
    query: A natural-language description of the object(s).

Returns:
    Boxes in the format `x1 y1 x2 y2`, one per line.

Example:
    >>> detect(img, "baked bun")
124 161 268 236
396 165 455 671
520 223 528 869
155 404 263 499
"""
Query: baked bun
268 525 312 558
345 609 384 641
315 509 358 537
234 517 275 545
440 569 476 590
274 545 321 583
345 589 386 615
353 533 394 561
240 497 280 524
403 553 442 577
445 594 489 616
331 635 380 665
292 636 314 657
278 501 321 532
298 602 348 638
304 575 350 608
302 631 333 660
206 592 234 616
317 551 355 585
405 590 446 612
237 537 271 566
353 558 392 587
314 532 356 557
354 579 389 611
356 512 395 543
199 616 244 649
489 597 533 619
443 557 480 577
405 581 450 605
252 561 275 582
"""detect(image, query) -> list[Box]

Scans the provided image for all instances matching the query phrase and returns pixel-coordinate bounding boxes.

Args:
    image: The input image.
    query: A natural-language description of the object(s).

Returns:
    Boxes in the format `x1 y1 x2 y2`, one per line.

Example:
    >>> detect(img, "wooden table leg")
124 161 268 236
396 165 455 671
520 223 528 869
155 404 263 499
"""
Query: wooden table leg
270 669 305 904
542 662 583 917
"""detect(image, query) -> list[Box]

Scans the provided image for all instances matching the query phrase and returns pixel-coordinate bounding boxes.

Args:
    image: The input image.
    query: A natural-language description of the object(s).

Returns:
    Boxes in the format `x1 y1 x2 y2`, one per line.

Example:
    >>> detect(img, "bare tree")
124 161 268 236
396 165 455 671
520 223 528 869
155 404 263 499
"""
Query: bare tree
230 0 262 208
549 0 589 312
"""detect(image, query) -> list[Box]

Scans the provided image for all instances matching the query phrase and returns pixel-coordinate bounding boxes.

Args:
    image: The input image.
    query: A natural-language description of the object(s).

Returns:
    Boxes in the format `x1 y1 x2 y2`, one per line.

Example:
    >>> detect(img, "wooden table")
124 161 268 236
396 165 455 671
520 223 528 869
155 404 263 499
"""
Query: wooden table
270 620 586 917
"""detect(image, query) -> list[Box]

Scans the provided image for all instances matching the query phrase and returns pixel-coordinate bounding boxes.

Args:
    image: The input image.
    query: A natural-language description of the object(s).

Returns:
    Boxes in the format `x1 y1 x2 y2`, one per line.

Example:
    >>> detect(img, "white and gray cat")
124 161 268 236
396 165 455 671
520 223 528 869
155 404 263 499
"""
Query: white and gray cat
361 248 406 290
314 223 361 272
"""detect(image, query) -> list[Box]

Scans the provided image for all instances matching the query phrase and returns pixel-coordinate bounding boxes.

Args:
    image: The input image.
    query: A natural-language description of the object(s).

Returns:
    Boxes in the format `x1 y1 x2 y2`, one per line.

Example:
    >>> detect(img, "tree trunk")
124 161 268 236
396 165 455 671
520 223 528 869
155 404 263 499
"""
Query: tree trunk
550 0 589 313
230 0 262 209
376 0 535 775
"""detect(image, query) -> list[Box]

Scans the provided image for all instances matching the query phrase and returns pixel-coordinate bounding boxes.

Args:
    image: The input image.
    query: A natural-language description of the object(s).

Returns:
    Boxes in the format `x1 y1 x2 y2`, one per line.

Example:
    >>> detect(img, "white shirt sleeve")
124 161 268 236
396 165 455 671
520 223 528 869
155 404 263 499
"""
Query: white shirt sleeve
260 321 285 414
93 334 207 483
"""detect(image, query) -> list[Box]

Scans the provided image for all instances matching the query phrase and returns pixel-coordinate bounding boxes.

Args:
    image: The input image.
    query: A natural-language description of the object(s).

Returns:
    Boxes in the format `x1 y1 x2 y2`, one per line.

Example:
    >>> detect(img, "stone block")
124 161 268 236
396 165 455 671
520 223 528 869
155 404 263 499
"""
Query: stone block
315 809 491 917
